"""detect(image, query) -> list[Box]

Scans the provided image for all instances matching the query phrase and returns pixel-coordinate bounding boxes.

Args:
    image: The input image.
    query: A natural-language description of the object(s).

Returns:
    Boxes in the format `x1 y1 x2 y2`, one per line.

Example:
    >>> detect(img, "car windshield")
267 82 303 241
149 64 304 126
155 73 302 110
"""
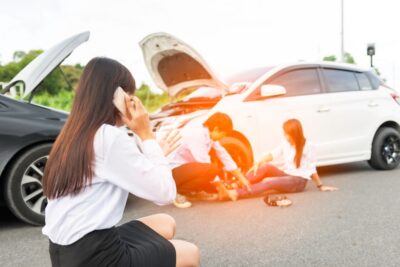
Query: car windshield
165 66 275 104
182 87 223 101
226 66 275 85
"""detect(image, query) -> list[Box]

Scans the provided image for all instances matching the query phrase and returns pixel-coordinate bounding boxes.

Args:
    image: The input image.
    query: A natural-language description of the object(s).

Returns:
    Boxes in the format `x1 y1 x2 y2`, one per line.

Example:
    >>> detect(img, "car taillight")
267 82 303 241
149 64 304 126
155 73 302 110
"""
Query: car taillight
391 93 400 105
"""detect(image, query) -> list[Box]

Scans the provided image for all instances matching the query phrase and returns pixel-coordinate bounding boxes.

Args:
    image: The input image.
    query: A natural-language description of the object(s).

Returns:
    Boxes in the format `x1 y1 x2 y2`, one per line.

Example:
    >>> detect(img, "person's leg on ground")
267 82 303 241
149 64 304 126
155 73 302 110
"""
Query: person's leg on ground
172 163 219 194
246 163 287 184
137 213 176 240
236 176 307 198
172 162 219 208
170 240 200 267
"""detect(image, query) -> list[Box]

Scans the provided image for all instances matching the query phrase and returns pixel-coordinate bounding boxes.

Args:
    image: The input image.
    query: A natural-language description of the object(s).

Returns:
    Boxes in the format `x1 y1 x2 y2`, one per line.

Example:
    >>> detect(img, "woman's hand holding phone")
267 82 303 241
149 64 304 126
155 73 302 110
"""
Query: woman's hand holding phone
121 95 155 141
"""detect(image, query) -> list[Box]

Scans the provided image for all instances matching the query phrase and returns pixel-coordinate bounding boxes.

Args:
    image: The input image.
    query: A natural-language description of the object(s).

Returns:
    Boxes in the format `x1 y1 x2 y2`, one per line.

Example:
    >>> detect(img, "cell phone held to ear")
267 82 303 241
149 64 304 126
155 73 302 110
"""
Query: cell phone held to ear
113 87 129 116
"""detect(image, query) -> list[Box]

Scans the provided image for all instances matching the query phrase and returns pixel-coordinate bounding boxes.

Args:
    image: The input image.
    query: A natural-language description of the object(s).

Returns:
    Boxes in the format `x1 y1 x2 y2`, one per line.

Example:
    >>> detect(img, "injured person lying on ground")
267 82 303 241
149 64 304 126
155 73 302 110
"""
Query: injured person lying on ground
215 119 338 202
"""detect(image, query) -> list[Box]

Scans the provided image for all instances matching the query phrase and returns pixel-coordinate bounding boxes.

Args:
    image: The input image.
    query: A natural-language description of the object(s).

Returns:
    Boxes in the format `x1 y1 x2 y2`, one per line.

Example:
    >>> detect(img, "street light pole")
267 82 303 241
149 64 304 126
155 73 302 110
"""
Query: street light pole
340 0 345 62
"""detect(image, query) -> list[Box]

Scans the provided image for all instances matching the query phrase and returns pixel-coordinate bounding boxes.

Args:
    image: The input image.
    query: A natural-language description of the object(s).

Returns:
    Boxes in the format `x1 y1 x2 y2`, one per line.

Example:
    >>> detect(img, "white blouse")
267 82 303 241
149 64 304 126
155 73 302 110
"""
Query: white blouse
42 124 176 245
168 121 238 172
270 140 317 179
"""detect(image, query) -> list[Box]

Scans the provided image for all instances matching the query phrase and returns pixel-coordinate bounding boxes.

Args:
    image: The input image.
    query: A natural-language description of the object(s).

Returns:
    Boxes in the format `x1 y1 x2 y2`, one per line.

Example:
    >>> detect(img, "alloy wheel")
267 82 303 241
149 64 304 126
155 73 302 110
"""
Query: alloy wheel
20 156 48 215
382 136 400 165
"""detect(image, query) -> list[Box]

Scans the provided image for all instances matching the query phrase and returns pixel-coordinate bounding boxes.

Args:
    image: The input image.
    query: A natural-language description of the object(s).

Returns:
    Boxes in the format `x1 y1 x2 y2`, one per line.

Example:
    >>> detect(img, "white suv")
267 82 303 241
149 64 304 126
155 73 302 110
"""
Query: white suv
141 32 400 171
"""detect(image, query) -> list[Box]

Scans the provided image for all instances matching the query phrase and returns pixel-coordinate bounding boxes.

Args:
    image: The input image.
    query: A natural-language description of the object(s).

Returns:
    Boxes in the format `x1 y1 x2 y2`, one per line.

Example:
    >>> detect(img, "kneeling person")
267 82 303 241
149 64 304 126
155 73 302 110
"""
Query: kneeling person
168 112 249 208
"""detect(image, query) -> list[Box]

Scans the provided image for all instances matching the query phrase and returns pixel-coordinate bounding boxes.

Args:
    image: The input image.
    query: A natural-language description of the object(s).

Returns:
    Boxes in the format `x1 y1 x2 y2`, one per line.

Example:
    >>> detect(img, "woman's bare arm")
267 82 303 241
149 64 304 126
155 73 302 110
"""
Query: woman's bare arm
247 153 273 175
311 172 338 192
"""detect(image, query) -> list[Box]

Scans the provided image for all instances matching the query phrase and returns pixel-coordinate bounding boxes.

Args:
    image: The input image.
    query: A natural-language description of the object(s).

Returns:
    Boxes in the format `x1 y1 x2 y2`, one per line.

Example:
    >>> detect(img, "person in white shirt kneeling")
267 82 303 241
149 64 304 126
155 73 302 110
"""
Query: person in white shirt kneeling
168 112 250 208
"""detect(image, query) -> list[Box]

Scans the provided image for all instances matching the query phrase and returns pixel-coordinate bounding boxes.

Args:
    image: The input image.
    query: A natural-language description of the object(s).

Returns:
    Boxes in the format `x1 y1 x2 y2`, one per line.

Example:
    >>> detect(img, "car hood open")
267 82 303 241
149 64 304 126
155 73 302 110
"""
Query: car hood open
3 31 90 99
139 32 227 97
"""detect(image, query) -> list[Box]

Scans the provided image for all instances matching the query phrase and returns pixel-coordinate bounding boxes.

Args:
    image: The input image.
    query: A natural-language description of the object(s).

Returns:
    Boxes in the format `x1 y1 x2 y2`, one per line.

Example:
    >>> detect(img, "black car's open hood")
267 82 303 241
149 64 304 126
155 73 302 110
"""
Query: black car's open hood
2 31 90 99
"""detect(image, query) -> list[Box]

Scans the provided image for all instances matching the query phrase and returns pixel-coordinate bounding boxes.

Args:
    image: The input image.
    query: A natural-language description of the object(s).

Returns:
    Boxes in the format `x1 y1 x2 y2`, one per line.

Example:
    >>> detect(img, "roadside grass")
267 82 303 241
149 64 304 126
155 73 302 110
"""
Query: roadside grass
31 87 170 113
32 89 74 111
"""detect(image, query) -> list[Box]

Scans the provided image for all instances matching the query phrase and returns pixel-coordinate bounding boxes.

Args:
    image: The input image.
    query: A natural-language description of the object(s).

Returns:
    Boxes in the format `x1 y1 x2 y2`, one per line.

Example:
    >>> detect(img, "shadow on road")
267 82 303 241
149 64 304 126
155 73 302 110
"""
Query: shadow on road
0 206 27 229
317 161 371 176
0 162 377 230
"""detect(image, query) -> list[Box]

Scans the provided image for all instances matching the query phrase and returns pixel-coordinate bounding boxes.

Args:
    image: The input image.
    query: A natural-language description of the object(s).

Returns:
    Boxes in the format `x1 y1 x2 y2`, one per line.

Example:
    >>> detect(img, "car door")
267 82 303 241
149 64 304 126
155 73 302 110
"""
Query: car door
319 68 386 163
243 67 330 163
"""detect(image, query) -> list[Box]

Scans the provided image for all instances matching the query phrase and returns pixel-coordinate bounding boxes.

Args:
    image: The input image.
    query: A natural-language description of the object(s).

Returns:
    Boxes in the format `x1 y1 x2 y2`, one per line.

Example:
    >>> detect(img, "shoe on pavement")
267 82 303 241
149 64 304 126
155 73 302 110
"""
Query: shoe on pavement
173 194 192 208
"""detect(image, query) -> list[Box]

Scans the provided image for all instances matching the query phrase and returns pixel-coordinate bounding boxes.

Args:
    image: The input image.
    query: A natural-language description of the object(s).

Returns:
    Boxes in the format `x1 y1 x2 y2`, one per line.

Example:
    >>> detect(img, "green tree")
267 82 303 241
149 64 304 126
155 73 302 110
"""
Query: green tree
322 53 356 64
135 83 170 112
0 50 43 82
322 55 336 62
0 50 84 95
344 52 356 64
13 51 27 61
74 63 84 70
59 65 83 90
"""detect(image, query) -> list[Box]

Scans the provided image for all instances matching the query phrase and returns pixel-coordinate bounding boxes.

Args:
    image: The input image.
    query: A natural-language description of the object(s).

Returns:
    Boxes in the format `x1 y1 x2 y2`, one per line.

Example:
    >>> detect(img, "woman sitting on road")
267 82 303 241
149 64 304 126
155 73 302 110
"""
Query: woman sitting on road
42 57 199 267
217 119 338 201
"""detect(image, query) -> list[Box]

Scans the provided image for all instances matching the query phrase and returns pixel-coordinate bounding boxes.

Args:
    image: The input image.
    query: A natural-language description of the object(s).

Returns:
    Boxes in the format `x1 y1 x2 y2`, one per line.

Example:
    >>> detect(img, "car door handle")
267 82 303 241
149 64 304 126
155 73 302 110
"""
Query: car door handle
368 102 378 107
317 106 330 112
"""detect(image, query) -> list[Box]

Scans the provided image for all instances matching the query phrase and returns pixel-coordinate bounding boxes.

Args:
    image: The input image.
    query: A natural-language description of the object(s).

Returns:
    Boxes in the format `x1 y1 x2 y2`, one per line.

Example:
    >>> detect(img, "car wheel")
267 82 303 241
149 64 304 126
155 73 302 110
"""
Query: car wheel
369 127 400 170
218 137 253 172
3 143 52 225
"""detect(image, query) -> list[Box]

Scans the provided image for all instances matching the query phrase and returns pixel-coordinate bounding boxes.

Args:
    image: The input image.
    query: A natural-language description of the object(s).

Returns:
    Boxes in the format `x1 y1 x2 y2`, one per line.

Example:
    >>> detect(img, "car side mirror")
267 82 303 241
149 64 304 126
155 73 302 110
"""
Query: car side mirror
260 84 286 97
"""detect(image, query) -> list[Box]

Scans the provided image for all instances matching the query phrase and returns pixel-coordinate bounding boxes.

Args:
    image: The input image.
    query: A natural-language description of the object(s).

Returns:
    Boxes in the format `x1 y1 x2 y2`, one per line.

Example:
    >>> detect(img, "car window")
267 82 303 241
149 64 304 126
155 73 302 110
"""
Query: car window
267 68 321 97
366 71 382 89
355 73 373 90
323 69 359 93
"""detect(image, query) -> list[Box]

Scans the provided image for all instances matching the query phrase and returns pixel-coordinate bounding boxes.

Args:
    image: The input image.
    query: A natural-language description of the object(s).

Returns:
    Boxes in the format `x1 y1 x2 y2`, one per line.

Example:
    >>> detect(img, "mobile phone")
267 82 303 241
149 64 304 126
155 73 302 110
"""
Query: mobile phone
113 87 129 116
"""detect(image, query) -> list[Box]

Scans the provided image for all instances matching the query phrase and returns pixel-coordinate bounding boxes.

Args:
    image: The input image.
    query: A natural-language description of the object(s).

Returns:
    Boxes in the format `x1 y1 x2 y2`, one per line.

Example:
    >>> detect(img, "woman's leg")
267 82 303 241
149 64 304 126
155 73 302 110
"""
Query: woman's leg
236 176 307 198
137 213 176 240
131 214 198 266
172 163 219 194
170 240 200 267
136 214 200 266
246 163 287 184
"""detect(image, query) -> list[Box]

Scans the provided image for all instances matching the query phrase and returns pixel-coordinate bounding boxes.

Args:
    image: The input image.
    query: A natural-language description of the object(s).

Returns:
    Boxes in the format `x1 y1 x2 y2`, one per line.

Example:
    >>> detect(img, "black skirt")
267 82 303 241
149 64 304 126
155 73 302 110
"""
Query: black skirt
49 220 176 267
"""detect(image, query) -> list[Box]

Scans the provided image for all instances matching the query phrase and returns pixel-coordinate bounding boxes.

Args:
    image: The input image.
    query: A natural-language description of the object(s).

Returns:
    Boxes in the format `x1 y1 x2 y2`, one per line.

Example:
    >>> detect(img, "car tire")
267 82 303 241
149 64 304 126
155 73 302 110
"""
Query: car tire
218 137 253 172
3 143 52 226
368 127 400 170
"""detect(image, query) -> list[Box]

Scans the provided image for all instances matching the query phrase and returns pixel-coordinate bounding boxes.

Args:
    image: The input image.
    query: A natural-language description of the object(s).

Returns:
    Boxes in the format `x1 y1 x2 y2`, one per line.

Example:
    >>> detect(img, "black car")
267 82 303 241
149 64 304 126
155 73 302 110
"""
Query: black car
0 32 89 225
0 95 67 225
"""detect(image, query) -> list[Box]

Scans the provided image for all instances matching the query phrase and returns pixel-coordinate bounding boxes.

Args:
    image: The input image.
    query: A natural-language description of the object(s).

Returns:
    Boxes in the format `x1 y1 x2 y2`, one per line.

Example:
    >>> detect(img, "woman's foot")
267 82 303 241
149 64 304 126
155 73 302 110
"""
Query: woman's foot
214 181 238 201
173 194 192 208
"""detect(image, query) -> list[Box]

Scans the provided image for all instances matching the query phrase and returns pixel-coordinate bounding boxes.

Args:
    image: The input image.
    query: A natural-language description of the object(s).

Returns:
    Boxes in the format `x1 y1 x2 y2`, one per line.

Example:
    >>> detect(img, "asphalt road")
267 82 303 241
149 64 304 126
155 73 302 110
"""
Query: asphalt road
1 162 400 267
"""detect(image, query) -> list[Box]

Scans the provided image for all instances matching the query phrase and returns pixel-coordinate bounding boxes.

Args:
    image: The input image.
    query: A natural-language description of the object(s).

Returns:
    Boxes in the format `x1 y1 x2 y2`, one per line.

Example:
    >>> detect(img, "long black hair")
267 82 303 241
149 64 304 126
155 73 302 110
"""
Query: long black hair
283 119 306 168
43 57 136 199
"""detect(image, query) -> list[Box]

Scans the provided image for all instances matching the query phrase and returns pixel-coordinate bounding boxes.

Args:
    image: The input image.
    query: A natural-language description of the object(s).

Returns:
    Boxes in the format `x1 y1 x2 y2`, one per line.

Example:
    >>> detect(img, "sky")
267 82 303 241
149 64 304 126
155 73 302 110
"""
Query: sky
1 0 400 92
